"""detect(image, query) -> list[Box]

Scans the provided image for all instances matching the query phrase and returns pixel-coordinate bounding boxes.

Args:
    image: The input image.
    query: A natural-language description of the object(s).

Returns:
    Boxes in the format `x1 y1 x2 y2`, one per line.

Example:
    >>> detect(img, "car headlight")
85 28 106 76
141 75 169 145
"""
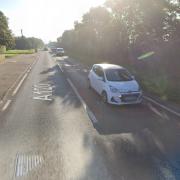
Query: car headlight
109 85 118 93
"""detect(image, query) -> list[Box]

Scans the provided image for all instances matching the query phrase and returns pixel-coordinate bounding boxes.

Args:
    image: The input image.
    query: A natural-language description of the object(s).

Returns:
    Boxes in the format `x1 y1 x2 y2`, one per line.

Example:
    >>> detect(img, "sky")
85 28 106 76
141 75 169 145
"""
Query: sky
1 0 105 43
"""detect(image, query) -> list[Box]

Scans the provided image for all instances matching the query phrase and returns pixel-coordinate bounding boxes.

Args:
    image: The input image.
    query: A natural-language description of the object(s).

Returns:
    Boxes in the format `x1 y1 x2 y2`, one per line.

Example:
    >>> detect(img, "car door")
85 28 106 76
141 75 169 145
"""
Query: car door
95 66 105 94
89 65 98 90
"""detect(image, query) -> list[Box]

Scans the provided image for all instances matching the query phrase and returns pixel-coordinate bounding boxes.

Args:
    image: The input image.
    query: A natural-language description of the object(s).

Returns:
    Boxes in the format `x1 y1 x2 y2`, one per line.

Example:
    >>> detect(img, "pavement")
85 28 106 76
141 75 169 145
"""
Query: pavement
0 54 38 104
0 52 180 180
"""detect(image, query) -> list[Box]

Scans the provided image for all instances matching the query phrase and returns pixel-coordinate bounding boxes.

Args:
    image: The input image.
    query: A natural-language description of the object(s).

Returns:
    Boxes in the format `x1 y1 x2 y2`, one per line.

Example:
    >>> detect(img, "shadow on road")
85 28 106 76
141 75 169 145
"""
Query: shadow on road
40 61 180 179
39 65 81 108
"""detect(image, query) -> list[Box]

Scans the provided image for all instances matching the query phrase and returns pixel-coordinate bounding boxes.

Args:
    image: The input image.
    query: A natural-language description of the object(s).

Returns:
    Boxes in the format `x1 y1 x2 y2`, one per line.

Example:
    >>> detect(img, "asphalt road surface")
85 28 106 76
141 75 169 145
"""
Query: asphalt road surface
0 52 180 180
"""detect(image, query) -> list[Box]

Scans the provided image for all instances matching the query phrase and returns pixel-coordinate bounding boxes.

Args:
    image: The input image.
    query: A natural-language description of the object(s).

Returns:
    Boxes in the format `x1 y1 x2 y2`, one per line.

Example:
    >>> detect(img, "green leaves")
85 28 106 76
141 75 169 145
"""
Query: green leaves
0 11 15 49
15 37 44 50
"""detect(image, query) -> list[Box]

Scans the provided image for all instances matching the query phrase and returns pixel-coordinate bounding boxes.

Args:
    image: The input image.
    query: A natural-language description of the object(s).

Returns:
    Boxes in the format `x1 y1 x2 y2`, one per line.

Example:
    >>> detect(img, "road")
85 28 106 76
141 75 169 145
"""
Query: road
0 52 180 180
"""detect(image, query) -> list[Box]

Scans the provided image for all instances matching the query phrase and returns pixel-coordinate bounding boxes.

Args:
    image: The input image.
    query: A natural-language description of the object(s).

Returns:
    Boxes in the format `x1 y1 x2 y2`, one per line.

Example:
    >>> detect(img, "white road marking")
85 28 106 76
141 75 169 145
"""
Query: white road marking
34 83 51 87
33 91 52 95
67 78 98 123
144 96 180 117
15 153 43 177
33 83 53 101
1 100 12 111
15 154 20 177
33 94 52 101
87 108 98 123
58 64 64 72
12 73 28 96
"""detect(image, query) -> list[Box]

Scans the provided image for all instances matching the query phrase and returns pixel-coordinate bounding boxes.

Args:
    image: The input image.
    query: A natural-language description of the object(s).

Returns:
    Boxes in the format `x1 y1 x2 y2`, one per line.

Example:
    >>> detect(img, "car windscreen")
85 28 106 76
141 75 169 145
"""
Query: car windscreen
57 48 64 51
105 69 133 82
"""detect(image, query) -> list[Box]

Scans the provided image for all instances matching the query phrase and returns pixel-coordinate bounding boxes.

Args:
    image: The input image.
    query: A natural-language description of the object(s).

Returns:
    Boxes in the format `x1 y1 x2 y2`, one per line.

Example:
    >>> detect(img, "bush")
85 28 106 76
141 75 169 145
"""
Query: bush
140 75 169 100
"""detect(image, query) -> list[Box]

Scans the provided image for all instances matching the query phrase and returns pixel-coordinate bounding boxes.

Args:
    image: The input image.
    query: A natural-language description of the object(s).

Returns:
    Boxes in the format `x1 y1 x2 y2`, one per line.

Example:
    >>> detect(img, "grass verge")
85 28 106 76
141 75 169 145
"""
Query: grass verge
5 49 35 58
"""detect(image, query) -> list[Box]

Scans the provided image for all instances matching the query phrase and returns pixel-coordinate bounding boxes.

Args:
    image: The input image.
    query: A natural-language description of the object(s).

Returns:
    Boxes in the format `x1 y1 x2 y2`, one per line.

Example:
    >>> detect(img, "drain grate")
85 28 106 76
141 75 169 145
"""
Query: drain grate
15 153 43 177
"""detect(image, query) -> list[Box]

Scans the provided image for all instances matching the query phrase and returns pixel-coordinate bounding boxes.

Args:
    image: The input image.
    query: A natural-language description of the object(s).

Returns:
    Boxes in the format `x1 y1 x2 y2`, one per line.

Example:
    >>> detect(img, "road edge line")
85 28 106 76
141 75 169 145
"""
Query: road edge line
57 62 98 123
12 73 28 96
144 96 180 117
67 78 98 124
1 100 12 111
57 64 64 72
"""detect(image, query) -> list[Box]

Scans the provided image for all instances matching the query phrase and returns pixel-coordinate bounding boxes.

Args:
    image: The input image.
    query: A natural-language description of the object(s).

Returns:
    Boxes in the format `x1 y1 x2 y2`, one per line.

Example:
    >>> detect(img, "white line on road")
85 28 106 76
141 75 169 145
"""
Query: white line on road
67 78 98 123
144 96 180 117
2 100 12 111
58 64 64 72
12 73 28 96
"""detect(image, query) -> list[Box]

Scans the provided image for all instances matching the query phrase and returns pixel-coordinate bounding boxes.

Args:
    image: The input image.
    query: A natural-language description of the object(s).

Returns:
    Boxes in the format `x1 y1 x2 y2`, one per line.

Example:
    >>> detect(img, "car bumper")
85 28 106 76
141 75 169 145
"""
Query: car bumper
56 53 64 56
108 91 143 105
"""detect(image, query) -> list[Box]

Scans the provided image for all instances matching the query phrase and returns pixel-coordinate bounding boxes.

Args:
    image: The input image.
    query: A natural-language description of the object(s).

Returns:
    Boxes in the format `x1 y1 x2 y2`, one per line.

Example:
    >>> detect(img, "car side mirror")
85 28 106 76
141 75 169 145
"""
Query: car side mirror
131 75 135 80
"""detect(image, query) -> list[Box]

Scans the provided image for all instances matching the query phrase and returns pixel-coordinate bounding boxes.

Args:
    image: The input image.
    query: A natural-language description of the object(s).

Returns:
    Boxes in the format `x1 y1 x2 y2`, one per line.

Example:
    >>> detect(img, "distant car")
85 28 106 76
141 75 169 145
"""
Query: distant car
43 47 48 51
51 48 57 54
88 64 142 105
56 48 65 56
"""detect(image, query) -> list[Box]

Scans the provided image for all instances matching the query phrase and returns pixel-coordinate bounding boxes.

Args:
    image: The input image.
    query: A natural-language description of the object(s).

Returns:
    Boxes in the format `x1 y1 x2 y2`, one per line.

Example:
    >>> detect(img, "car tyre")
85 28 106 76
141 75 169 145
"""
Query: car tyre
102 91 108 103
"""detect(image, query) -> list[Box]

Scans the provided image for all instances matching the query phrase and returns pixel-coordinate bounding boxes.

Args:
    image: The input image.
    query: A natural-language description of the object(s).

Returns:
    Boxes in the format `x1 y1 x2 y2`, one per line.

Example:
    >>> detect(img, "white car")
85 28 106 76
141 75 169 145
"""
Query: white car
56 48 65 56
88 64 142 105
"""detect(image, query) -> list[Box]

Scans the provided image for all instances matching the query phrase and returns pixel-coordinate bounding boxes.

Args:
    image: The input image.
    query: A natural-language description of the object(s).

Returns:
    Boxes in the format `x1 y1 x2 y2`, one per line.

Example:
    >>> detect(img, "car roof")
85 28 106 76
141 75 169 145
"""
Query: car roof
94 63 124 70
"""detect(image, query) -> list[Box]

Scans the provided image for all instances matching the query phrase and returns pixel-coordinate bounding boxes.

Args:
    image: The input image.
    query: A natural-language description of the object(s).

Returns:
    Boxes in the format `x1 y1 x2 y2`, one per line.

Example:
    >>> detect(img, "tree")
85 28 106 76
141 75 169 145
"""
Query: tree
59 0 180 65
15 37 44 49
0 11 15 49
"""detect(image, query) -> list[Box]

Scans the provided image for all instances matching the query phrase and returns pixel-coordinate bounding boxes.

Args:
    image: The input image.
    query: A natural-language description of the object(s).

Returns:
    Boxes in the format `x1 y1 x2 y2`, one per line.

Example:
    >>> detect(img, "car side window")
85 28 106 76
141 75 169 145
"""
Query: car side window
96 67 104 78
92 65 97 74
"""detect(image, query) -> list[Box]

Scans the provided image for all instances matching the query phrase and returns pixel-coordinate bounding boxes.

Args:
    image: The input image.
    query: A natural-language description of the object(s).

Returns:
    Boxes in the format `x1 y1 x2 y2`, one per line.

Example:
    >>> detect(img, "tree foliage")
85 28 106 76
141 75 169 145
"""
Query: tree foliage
59 0 180 71
15 36 44 50
0 11 15 49
60 0 179 54
58 0 180 101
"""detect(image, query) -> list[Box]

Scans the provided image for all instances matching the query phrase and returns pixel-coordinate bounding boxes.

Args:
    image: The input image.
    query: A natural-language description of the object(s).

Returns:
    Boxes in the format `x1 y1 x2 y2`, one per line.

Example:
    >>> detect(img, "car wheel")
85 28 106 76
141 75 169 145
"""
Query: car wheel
102 91 108 103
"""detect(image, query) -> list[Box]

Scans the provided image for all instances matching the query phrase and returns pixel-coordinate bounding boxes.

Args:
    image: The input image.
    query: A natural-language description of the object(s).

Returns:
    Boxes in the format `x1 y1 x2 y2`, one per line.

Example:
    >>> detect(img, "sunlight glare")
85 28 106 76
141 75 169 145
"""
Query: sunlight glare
4 0 105 42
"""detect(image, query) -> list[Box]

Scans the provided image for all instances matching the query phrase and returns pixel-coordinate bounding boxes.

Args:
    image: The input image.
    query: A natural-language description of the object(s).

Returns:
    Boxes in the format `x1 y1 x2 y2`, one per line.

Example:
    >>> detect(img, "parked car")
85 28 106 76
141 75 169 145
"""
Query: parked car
43 47 48 51
56 48 65 56
88 64 142 105
50 47 57 54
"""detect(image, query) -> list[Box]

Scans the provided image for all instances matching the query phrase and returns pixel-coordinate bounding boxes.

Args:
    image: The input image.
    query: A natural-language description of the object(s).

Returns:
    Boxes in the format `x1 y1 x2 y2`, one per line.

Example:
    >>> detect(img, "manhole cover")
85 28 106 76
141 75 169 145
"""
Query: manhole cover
15 153 43 177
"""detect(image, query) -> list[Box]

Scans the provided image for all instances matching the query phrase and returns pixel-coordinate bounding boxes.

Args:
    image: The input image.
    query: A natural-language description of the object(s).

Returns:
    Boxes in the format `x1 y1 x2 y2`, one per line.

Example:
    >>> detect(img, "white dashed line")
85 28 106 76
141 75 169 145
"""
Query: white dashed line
67 78 98 124
12 73 28 96
144 96 180 117
2 100 12 111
